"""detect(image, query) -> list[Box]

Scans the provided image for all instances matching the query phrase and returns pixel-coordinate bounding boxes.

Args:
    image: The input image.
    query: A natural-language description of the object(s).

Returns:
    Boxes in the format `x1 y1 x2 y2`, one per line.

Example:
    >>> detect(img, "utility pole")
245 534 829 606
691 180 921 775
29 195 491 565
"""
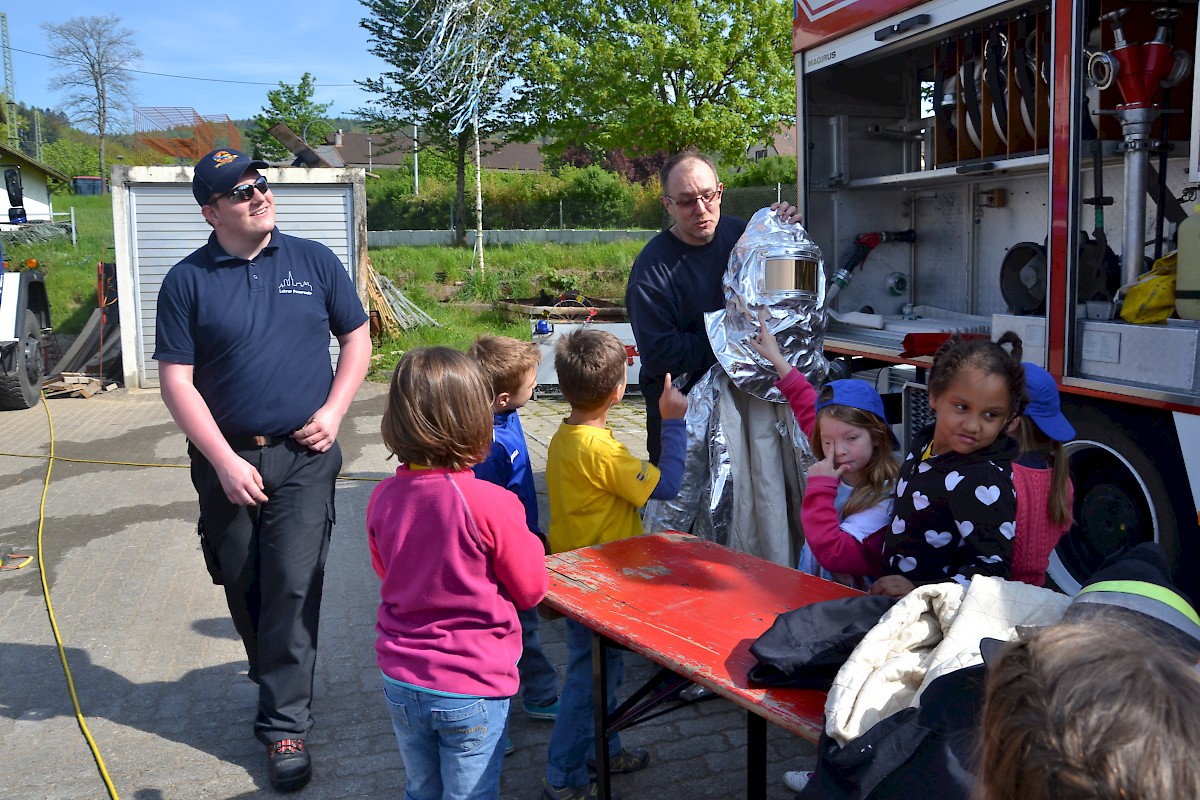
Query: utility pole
366 136 373 172
0 13 19 150
413 124 419 195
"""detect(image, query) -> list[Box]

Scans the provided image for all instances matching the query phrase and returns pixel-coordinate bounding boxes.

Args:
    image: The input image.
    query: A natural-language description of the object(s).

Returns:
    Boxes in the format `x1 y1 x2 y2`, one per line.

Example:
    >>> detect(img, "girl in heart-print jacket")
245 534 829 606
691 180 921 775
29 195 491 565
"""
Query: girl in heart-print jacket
881 424 1018 586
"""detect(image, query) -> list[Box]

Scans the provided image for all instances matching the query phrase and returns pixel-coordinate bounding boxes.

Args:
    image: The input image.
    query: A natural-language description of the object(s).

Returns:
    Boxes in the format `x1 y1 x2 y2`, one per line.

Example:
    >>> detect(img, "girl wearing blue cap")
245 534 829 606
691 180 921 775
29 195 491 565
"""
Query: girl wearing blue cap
1009 362 1075 586
748 313 900 588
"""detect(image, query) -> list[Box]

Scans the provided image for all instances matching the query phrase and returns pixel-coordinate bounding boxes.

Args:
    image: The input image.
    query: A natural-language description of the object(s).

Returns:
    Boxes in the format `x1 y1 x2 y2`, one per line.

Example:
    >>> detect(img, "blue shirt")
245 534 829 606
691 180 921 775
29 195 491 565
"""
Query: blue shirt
153 228 368 437
473 409 543 540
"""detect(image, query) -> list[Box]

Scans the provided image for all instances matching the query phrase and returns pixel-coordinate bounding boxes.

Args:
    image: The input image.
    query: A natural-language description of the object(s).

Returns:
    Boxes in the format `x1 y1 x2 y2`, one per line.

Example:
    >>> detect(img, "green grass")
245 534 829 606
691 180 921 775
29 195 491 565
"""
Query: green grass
3 195 116 335
368 240 645 378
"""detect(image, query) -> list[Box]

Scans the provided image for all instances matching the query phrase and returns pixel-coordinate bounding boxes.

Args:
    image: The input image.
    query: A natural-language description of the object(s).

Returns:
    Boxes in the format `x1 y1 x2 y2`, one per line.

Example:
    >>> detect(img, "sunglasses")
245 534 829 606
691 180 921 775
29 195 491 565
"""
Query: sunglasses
222 176 270 203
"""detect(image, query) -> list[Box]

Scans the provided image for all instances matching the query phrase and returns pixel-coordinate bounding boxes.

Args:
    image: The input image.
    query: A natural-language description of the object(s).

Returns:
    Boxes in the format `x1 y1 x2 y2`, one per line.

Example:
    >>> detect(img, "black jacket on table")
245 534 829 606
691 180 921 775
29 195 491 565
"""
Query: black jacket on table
882 425 1018 585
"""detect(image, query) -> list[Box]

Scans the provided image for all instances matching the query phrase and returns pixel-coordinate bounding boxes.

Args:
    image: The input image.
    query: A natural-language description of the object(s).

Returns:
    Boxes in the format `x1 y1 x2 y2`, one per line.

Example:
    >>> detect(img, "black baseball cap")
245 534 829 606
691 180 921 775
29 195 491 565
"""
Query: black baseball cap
193 148 268 205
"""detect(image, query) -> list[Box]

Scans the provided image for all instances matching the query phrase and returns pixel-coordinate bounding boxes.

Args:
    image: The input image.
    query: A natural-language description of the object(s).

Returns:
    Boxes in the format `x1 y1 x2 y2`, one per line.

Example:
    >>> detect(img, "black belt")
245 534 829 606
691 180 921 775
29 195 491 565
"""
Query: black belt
225 433 289 449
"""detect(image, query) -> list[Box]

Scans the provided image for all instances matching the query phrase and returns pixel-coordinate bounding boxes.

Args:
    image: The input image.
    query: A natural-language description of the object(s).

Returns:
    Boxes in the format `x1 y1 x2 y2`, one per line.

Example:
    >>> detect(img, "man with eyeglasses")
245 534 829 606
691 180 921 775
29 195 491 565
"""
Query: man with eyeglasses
626 151 799 464
154 148 371 791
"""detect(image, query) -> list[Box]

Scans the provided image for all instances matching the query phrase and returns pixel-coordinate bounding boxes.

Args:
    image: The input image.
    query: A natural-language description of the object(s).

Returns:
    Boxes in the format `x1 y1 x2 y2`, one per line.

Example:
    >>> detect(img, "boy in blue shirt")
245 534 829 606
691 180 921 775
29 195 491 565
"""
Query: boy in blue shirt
469 336 560 734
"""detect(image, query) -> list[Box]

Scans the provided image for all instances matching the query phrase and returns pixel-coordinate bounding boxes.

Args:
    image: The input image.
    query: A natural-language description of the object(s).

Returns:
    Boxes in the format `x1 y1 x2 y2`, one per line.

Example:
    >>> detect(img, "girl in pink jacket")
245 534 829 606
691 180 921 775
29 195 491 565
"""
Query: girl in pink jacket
748 314 900 589
368 347 548 800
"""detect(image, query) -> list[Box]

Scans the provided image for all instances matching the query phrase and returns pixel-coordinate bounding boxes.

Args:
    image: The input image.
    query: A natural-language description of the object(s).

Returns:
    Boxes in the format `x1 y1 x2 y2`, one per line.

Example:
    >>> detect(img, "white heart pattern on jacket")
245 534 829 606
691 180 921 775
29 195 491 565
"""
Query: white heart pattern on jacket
1000 521 1015 539
925 530 953 548
918 462 932 473
945 471 964 491
892 518 906 534
977 554 1004 564
975 485 1001 505
912 491 930 510
897 556 918 572
956 520 974 538
897 478 908 497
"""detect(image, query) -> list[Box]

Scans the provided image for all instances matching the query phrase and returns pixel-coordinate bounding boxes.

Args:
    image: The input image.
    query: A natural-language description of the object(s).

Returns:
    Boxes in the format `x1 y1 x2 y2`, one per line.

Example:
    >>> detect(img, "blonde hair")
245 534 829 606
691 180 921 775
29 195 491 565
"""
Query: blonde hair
1014 417 1073 526
467 335 541 398
976 620 1200 800
554 328 627 411
380 347 493 470
809 405 900 518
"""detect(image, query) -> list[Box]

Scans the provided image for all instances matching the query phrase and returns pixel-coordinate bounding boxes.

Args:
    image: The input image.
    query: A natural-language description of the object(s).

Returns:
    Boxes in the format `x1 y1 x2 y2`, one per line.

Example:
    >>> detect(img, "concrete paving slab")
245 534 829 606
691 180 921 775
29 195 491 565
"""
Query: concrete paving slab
0 384 815 799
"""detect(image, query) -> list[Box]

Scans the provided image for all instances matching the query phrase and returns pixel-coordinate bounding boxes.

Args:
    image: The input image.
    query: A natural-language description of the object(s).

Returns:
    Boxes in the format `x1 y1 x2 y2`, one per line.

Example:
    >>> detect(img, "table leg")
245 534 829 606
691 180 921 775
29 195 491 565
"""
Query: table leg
592 632 612 800
747 711 767 799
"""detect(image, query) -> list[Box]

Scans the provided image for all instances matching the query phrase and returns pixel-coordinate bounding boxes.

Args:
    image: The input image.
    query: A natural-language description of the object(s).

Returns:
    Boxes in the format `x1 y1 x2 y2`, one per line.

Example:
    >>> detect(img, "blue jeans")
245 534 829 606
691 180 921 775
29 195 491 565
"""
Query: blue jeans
545 619 624 788
518 606 560 706
382 680 509 800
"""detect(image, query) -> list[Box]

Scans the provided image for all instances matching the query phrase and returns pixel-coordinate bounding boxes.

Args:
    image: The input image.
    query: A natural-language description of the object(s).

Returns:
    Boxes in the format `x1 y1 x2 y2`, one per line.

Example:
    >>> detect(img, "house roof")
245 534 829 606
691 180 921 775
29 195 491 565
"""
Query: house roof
328 131 544 172
0 143 70 182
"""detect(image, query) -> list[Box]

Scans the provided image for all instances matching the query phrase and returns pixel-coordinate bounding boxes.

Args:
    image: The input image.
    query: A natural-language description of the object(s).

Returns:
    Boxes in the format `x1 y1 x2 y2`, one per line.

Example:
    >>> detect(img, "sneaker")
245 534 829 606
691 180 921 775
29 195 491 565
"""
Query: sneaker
504 733 515 755
542 778 620 800
783 770 813 793
586 747 650 776
678 682 712 702
267 738 312 792
525 697 560 721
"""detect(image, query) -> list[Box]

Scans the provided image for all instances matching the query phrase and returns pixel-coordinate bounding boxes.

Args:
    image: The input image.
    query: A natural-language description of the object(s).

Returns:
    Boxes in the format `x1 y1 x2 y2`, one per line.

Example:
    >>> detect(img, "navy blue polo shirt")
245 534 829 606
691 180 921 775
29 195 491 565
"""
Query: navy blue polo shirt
154 228 368 438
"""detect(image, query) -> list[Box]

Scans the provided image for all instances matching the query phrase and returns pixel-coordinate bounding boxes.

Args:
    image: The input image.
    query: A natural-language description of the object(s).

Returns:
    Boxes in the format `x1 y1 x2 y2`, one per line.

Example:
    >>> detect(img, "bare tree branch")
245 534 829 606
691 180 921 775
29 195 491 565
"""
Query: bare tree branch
41 14 140 193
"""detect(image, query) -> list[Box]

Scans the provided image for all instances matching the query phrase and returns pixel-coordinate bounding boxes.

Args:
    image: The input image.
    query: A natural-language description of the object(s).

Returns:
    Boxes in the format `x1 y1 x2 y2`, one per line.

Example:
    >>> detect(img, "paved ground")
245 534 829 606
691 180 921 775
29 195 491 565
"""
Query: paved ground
0 383 816 800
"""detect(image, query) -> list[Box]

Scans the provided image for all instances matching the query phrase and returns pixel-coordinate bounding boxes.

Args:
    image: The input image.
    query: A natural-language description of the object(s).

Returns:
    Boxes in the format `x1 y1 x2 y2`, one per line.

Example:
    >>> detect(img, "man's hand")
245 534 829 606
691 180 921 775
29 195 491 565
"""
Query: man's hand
807 450 848 481
869 575 916 598
292 406 342 453
769 201 804 225
215 453 269 506
659 373 688 420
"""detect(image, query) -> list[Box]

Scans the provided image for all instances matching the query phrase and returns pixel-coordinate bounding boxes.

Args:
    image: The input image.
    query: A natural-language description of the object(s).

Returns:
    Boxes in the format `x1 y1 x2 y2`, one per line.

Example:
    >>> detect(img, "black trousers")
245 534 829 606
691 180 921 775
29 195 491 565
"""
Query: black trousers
190 438 341 745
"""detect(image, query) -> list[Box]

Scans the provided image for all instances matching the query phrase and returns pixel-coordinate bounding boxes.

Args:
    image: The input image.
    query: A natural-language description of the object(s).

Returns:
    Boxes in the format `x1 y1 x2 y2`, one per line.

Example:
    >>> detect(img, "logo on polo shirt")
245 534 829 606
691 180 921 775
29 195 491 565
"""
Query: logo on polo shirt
278 271 313 296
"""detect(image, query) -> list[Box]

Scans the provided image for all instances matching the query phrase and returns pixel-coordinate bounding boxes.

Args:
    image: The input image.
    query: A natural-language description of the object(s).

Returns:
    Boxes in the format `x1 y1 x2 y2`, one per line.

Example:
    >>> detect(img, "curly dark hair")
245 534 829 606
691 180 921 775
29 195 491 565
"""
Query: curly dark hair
927 332 1027 419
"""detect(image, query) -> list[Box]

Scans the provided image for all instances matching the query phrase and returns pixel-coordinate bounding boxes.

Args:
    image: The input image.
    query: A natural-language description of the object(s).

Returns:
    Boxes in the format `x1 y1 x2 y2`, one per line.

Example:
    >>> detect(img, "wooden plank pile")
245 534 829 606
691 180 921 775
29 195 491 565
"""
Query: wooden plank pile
42 372 117 399
368 266 440 333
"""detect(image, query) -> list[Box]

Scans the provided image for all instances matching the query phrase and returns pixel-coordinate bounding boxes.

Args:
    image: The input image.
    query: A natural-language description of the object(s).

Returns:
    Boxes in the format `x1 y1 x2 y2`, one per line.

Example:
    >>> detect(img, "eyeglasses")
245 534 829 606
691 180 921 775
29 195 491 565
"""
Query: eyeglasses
222 176 270 203
663 187 723 209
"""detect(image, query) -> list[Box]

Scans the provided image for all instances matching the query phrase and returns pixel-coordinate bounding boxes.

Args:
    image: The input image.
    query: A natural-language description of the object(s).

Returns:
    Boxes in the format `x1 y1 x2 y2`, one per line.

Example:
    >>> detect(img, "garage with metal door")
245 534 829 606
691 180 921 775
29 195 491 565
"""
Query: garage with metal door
110 165 368 389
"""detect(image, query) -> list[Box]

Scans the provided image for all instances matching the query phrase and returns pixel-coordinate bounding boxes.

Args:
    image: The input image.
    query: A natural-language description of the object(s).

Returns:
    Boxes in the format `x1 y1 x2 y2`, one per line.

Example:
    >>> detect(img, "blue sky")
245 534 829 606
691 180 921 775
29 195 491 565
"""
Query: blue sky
5 2 390 125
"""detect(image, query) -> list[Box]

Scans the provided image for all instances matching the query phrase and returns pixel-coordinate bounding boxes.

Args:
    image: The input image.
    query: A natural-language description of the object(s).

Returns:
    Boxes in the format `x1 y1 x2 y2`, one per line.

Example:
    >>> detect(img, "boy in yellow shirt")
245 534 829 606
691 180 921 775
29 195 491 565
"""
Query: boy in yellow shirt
542 328 688 800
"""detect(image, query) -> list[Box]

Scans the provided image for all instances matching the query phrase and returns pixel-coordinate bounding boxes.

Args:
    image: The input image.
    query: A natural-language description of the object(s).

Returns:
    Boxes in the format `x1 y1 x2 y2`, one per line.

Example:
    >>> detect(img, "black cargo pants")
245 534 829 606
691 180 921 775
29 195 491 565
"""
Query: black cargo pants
189 437 341 745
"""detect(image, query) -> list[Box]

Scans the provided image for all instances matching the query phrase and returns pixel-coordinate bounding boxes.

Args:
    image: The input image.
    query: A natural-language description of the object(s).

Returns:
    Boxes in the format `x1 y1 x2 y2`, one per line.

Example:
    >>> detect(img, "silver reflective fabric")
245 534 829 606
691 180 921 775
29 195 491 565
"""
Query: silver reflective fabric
704 207 830 402
643 209 827 562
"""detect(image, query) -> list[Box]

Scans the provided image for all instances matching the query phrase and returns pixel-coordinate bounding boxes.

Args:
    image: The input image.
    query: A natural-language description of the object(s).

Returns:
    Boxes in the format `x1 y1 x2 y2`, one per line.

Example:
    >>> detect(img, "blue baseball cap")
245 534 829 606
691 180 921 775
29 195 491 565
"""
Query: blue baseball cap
815 379 899 448
1022 362 1075 442
192 148 268 205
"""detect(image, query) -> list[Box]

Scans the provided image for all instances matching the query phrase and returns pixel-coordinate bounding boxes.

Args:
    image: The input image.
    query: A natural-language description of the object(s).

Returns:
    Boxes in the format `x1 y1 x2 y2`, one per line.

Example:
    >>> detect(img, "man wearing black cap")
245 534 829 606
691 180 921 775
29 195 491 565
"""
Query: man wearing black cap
154 148 370 791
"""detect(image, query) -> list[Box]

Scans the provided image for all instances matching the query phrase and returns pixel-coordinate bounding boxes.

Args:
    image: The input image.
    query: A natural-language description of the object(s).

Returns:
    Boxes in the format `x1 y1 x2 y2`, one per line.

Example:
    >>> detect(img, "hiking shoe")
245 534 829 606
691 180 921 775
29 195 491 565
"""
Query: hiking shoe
586 747 650 776
525 697 560 721
783 770 813 793
542 779 619 800
267 738 312 792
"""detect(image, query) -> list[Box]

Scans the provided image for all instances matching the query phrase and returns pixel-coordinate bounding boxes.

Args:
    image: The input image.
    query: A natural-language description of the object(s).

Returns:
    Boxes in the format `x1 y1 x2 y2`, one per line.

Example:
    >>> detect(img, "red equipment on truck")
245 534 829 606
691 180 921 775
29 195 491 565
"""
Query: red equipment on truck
792 0 1200 595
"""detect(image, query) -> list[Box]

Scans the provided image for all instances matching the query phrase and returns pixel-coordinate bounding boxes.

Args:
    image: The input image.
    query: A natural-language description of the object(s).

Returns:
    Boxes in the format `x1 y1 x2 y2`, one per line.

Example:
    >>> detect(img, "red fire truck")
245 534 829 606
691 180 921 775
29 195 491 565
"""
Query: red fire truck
793 0 1200 594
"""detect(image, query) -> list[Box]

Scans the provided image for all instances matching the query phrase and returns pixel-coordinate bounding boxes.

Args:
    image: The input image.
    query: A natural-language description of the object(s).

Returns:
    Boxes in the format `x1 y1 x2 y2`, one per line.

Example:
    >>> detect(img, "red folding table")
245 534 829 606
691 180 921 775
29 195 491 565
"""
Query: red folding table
543 531 862 799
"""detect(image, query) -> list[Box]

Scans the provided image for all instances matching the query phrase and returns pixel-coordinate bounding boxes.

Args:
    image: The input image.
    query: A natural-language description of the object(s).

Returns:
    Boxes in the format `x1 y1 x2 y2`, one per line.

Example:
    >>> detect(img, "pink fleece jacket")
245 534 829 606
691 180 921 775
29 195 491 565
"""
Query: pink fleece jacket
367 466 548 697
778 370 886 577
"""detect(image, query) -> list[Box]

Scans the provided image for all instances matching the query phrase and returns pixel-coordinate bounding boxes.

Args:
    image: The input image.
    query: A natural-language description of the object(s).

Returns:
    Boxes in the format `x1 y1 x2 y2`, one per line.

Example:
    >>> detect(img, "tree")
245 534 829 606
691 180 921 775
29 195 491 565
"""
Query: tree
41 15 141 195
508 0 795 164
359 0 521 248
247 73 335 162
41 137 99 185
